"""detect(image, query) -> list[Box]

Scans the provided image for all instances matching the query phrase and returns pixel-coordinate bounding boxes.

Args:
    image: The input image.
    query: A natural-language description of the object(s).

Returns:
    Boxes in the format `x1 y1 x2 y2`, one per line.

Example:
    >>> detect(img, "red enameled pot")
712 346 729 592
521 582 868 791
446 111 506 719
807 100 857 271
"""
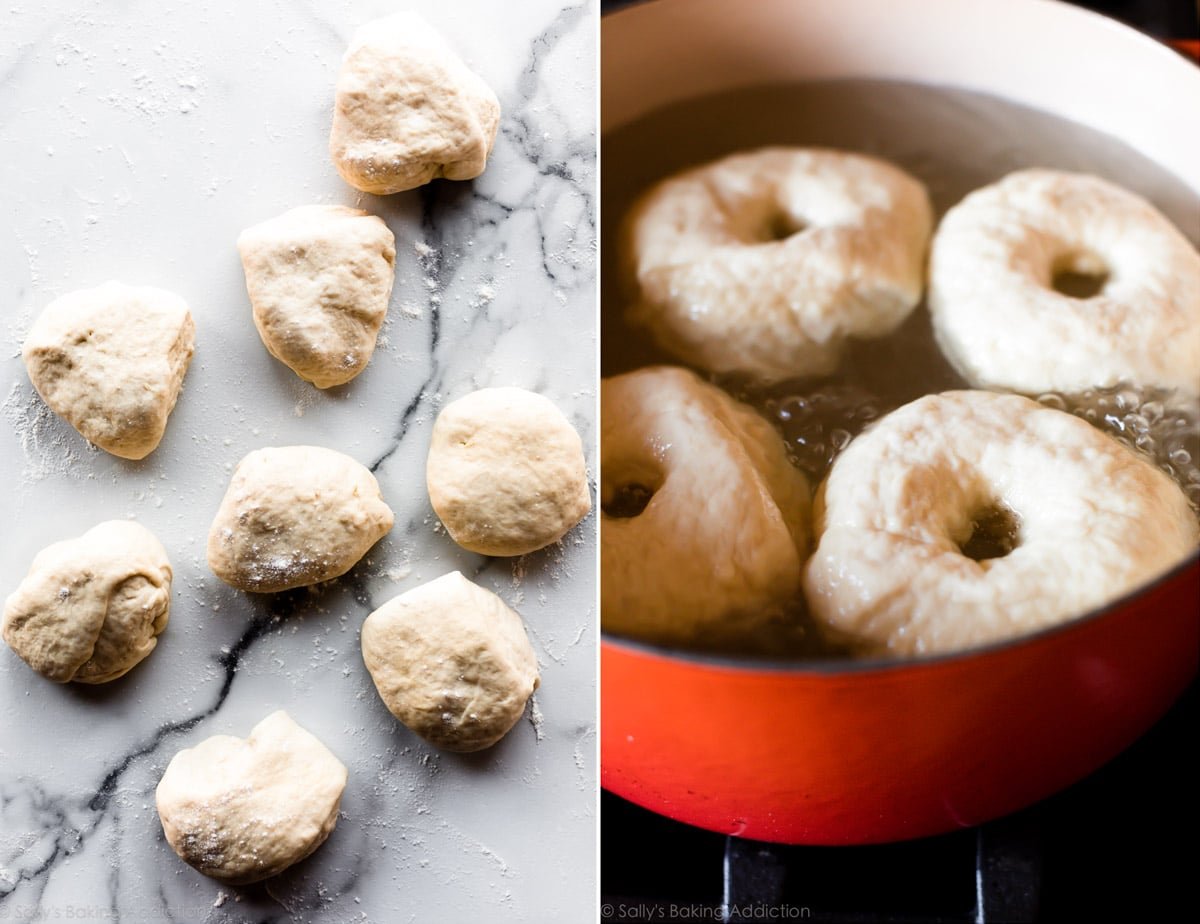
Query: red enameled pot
600 0 1200 844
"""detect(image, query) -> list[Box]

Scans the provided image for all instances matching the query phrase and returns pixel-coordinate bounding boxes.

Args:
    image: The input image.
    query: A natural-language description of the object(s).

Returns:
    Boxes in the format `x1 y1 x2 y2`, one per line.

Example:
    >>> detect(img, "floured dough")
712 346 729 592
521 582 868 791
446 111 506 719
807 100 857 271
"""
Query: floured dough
330 11 501 194
426 387 591 556
361 571 539 752
156 711 348 884
207 445 394 592
238 205 396 388
602 367 811 646
22 281 195 459
928 169 1200 398
2 520 171 683
625 147 932 382
804 390 1200 656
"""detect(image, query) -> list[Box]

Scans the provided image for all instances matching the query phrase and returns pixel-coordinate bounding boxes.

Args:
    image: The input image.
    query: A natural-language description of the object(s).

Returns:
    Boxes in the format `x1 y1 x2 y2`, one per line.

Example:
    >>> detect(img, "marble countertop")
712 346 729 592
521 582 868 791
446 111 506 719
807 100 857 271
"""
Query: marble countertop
0 1 597 921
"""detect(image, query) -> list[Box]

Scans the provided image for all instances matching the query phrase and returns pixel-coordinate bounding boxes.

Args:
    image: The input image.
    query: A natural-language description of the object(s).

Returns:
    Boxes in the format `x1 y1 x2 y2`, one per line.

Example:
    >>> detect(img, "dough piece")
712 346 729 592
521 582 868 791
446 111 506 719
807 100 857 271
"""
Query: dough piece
602 367 811 646
238 205 396 388
22 281 195 459
625 147 932 382
803 390 1200 656
427 387 591 556
329 12 501 194
361 571 539 752
207 446 394 593
2 521 171 683
929 169 1200 398
156 711 348 884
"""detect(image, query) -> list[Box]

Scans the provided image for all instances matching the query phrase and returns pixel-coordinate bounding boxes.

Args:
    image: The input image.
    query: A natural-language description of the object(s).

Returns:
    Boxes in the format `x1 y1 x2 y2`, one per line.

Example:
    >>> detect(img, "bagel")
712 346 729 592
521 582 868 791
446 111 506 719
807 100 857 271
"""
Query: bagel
624 147 932 382
601 366 810 646
803 390 1199 656
929 169 1200 399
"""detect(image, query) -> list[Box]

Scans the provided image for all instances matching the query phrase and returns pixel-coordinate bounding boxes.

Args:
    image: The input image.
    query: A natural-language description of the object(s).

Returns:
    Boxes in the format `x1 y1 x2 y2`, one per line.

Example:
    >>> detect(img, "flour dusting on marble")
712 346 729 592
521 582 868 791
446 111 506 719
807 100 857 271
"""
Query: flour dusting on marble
527 694 545 742
0 0 596 918
1 381 87 481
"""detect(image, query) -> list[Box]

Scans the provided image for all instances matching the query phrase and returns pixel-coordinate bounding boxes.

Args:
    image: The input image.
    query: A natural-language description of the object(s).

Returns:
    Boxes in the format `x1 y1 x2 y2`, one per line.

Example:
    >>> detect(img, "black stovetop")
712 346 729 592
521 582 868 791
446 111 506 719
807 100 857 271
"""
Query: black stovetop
601 681 1197 922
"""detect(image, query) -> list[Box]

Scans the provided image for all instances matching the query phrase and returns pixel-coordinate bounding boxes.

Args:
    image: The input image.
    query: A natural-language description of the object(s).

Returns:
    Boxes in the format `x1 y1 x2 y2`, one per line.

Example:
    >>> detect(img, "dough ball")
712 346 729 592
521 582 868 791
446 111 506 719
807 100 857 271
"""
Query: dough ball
207 446 394 593
156 711 348 884
329 12 501 195
361 571 539 752
602 367 811 646
22 280 195 459
238 205 396 388
2 520 171 683
427 387 591 556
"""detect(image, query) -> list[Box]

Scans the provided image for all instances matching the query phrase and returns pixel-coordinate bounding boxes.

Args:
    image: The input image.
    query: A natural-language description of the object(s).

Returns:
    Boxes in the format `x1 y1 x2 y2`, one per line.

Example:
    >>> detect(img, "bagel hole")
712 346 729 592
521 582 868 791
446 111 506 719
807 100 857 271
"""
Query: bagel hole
602 483 656 519
758 209 809 243
1051 251 1110 299
959 504 1021 562
602 464 663 519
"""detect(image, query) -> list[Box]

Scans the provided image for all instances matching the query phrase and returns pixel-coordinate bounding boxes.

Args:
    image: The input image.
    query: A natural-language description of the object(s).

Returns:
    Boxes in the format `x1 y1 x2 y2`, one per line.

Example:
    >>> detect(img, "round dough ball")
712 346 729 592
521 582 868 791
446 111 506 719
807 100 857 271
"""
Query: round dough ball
156 711 348 884
237 204 396 388
361 571 539 752
602 366 811 646
330 11 501 195
22 280 195 459
929 169 1200 398
207 445 394 593
625 147 932 382
803 390 1200 656
2 520 171 683
427 387 591 556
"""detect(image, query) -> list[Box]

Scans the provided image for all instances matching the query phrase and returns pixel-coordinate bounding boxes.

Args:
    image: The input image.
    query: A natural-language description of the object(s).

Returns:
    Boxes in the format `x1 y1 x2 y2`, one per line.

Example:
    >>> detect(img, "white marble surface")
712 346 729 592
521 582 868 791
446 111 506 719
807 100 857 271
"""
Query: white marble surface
0 1 597 921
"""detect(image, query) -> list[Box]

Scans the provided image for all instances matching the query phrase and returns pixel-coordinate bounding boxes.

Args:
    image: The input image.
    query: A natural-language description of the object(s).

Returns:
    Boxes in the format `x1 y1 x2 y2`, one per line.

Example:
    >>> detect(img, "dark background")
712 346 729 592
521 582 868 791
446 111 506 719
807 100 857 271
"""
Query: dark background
602 0 1199 39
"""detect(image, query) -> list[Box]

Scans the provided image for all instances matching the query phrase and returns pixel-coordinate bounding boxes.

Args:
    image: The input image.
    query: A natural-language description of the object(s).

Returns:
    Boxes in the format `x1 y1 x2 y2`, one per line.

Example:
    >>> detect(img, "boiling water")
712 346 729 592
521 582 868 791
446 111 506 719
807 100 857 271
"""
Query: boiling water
602 81 1200 654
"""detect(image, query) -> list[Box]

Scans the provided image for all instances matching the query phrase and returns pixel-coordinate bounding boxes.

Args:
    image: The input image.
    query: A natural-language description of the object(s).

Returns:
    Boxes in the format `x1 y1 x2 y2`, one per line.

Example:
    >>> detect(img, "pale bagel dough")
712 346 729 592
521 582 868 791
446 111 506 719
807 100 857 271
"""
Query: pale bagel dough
804 390 1200 657
361 571 539 752
207 446 394 593
22 281 195 459
156 711 347 884
426 387 591 556
602 367 811 646
625 147 932 382
2 521 171 683
929 169 1200 398
237 205 396 388
330 11 501 195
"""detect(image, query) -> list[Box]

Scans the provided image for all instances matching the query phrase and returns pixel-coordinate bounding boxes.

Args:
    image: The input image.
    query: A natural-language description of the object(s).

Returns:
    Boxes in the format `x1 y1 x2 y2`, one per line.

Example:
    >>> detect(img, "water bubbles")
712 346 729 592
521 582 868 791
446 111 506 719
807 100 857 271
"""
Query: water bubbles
1116 389 1141 411
767 383 887 480
1034 382 1199 518
1141 401 1164 425
1125 413 1150 435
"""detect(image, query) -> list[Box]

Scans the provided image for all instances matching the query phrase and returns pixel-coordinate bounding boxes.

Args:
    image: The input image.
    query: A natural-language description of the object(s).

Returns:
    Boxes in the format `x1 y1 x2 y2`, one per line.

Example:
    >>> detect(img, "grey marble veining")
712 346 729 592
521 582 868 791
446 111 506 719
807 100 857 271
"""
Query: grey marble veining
0 1 597 921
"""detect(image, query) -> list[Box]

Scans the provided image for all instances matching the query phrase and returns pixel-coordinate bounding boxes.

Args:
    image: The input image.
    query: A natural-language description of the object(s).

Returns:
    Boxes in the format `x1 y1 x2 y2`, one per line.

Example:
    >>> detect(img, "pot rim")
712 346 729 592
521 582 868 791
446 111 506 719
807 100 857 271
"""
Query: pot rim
601 550 1200 676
